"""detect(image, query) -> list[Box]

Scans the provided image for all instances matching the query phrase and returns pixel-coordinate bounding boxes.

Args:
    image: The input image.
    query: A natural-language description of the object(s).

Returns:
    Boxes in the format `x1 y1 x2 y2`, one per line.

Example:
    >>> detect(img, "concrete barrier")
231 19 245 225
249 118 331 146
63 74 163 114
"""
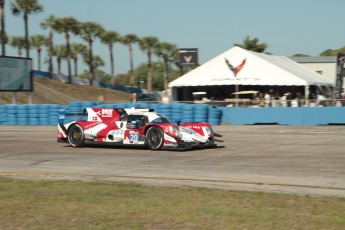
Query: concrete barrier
220 107 345 125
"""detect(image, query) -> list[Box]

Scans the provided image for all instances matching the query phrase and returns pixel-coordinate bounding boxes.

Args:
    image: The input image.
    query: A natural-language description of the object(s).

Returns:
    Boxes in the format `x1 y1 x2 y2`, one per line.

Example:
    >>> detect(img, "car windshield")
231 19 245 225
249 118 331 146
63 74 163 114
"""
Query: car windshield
127 115 148 124
137 93 157 101
150 115 171 124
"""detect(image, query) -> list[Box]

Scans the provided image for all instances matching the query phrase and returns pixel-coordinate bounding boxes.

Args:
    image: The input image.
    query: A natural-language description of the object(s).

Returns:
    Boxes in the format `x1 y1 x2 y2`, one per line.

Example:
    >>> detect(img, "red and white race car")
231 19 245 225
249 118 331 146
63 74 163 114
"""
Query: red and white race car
57 107 222 150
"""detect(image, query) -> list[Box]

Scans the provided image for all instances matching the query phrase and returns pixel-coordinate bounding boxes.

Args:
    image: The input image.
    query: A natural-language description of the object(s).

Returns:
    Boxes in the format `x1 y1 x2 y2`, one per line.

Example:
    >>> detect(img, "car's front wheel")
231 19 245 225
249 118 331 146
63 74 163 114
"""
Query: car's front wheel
68 124 85 147
146 126 164 150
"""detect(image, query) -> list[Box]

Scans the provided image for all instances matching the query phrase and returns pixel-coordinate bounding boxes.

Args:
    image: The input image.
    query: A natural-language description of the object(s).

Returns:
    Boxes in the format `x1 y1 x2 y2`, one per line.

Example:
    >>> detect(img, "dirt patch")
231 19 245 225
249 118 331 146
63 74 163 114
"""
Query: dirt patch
0 78 131 105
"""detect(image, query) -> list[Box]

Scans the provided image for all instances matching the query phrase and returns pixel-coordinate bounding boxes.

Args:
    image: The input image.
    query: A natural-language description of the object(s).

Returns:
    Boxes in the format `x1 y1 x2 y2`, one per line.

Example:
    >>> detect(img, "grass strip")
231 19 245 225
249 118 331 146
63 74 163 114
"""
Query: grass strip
0 177 345 230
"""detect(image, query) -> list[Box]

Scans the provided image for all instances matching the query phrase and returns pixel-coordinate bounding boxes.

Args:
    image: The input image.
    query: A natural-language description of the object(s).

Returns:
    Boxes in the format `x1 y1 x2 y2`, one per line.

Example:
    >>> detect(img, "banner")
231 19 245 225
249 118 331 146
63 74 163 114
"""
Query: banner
179 48 198 65
0 56 33 91
335 53 345 99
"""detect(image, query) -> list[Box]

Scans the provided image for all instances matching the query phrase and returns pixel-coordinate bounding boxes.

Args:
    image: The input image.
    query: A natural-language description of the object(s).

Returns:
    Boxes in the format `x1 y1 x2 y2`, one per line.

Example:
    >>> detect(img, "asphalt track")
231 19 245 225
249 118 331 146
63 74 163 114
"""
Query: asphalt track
0 125 345 197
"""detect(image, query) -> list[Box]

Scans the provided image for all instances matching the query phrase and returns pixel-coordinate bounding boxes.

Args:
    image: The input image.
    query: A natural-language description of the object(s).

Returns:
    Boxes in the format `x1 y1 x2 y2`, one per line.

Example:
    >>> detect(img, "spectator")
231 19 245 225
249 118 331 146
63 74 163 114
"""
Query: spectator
264 92 271 107
285 91 292 107
272 92 281 107
295 92 303 107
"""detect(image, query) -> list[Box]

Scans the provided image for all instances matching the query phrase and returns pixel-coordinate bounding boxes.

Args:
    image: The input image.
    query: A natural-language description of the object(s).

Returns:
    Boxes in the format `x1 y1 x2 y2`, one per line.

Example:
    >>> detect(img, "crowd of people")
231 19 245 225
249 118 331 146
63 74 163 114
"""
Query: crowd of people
242 89 338 107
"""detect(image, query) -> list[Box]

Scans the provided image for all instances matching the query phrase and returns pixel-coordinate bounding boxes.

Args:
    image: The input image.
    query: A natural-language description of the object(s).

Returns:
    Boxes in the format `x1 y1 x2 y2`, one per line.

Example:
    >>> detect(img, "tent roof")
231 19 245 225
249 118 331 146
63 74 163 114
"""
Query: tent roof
169 46 334 87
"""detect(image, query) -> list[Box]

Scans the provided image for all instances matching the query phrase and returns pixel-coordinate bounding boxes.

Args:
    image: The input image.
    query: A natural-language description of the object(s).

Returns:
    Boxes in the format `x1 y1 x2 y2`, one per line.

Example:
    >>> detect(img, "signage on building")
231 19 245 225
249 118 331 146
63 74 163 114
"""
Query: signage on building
0 56 33 92
335 53 345 98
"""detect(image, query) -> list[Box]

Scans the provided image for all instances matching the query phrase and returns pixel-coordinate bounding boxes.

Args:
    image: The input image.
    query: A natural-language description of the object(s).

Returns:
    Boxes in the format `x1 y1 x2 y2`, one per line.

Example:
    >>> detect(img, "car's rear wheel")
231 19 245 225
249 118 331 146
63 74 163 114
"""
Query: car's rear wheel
68 124 85 147
146 126 164 150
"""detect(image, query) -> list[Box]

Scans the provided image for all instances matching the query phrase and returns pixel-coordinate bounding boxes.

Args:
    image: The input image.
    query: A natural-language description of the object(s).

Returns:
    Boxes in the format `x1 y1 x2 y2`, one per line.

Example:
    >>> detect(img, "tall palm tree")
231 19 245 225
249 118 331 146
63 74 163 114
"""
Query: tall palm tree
122 33 139 86
0 0 6 56
40 15 56 79
70 43 86 77
54 17 80 83
139 36 159 92
52 44 66 76
30 34 47 71
10 36 26 57
79 21 104 86
100 30 121 85
155 42 178 95
10 0 43 58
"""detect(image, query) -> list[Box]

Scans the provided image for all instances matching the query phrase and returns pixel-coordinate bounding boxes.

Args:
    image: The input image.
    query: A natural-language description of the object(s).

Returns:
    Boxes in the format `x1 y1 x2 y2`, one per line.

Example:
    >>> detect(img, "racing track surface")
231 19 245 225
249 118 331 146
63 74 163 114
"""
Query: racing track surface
0 125 345 197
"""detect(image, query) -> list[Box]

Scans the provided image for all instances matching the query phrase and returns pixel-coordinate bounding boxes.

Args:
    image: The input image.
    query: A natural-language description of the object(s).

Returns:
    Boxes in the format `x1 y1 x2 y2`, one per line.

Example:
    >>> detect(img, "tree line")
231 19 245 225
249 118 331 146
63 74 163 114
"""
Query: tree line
1 1 340 92
0 0 180 92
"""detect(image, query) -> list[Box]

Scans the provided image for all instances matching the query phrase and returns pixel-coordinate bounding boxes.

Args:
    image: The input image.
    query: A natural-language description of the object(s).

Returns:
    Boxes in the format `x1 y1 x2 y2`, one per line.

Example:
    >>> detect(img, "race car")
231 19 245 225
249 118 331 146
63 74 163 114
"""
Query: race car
57 107 222 150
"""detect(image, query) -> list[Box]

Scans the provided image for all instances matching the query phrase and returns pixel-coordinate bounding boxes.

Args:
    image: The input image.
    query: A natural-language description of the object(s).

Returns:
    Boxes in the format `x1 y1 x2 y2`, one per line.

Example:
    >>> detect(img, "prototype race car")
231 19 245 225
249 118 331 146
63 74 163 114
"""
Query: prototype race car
57 107 222 150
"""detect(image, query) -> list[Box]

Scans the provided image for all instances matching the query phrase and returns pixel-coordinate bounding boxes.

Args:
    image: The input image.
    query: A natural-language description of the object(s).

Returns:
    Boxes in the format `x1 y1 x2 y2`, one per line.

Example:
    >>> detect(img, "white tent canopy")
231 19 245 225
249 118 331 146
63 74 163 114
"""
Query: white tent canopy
169 46 334 87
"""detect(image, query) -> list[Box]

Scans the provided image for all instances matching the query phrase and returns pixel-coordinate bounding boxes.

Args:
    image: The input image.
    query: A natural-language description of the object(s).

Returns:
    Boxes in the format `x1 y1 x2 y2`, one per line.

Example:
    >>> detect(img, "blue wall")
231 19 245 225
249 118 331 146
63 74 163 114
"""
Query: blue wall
1 102 345 126
220 107 345 125
0 102 222 126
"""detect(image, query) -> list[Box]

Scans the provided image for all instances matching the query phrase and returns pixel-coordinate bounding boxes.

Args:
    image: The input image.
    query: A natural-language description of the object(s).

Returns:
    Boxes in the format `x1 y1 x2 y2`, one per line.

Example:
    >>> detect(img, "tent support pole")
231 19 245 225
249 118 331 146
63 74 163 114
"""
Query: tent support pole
235 85 239 107
305 85 309 106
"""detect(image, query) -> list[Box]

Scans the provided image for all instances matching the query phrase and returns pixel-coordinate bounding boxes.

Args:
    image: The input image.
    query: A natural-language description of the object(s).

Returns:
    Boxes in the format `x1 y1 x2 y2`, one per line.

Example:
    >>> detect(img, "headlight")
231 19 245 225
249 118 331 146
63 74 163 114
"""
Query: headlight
205 126 214 136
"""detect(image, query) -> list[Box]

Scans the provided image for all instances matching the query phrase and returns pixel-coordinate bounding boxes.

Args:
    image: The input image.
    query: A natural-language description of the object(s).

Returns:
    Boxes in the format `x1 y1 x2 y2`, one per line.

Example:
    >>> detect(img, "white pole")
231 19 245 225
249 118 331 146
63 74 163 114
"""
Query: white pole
304 85 309 106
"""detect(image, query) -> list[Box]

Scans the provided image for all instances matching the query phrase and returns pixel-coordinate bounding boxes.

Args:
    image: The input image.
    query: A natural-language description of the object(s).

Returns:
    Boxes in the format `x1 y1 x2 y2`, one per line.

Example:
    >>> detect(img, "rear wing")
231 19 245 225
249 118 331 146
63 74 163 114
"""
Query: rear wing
58 108 86 124
58 107 154 124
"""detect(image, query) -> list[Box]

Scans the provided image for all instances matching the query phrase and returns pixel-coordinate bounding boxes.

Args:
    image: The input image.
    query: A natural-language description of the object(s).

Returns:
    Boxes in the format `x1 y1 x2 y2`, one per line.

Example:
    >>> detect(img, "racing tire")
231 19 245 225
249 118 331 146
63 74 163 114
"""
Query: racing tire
67 124 85 147
146 126 164 150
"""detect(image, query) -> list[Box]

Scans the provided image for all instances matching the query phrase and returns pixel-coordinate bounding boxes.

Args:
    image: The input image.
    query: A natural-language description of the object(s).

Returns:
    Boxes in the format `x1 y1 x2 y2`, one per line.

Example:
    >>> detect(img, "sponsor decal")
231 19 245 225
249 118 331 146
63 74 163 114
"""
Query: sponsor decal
184 129 194 135
84 122 101 129
184 126 201 129
102 109 113 117
111 129 124 136
129 133 140 143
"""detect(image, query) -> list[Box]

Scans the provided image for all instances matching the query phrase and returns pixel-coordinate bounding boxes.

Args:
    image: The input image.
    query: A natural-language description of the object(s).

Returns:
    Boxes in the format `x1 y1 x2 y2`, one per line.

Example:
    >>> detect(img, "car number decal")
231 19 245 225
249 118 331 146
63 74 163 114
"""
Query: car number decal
129 133 140 142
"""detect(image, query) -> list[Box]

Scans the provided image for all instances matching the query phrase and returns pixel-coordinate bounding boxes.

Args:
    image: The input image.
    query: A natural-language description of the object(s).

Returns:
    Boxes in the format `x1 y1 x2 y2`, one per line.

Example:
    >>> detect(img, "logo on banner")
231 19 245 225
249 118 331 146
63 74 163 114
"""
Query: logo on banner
184 56 193 63
225 58 246 77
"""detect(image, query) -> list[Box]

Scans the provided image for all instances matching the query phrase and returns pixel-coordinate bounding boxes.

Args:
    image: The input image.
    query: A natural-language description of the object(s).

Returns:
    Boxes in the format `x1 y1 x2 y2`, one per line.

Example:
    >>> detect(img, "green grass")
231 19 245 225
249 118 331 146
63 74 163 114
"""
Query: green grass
1 177 345 230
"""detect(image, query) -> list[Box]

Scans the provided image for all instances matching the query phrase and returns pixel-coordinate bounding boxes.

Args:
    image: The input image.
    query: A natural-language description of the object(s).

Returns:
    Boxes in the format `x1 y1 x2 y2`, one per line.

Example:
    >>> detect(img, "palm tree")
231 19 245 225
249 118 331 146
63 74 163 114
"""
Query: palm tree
82 53 104 82
54 17 80 83
122 33 139 86
0 0 6 56
52 44 66 76
89 55 104 69
139 36 159 92
10 0 43 58
155 42 178 96
10 36 26 57
100 30 121 85
79 21 104 85
234 36 268 53
70 43 86 77
30 34 47 70
40 15 56 79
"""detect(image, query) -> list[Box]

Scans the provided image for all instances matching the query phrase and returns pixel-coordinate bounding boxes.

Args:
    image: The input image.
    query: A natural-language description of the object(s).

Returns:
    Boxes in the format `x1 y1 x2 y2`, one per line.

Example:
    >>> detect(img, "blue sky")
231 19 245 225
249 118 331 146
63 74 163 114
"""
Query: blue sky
4 0 345 75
